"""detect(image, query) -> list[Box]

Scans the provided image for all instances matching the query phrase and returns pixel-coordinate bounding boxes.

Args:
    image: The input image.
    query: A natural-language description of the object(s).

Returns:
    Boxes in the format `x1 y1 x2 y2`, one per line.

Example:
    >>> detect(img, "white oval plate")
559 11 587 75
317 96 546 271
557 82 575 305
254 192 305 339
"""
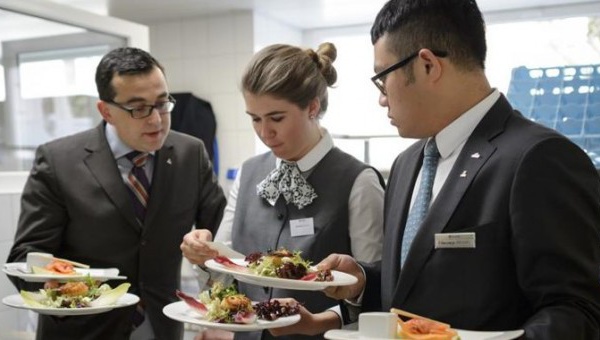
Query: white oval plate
162 301 300 331
205 258 357 291
3 263 127 282
324 328 524 340
2 293 139 316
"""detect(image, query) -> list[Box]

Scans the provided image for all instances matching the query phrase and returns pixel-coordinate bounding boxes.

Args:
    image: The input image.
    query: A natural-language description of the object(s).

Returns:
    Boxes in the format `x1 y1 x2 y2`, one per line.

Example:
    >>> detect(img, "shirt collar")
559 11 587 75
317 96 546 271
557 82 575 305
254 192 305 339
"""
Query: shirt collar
105 123 156 159
435 89 500 159
275 128 333 172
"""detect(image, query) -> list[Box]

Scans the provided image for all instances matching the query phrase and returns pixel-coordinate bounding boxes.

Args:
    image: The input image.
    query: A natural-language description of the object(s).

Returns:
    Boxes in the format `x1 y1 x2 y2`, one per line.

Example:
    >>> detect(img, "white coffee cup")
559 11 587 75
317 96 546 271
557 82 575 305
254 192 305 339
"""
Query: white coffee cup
358 312 398 338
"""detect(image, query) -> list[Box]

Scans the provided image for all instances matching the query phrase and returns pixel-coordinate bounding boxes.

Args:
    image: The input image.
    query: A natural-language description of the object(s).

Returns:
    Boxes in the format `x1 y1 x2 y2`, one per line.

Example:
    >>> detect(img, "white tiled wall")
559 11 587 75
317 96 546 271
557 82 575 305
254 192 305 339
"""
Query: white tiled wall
148 11 302 186
149 11 252 186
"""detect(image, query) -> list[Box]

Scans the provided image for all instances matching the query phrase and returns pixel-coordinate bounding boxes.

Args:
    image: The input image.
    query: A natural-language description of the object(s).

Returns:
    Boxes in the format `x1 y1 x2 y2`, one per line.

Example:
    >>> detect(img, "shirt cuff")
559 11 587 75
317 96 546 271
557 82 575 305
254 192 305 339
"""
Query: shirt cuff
344 264 366 307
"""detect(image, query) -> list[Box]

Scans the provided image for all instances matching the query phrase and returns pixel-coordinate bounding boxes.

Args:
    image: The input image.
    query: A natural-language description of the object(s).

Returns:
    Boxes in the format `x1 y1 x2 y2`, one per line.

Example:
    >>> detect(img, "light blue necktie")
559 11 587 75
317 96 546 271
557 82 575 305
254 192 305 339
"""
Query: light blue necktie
401 138 440 267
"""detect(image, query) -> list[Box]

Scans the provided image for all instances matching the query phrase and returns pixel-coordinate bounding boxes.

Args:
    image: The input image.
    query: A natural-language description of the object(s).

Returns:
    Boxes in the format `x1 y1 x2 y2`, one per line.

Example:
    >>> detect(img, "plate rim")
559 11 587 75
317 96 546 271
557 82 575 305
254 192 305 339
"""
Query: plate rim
204 258 357 290
1 292 140 316
323 328 525 340
162 300 301 331
3 262 127 282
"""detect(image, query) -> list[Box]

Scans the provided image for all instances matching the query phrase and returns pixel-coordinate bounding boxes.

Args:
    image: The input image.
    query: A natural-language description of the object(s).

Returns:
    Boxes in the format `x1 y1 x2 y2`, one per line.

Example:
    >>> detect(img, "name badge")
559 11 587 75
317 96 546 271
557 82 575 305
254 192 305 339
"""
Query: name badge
434 232 476 249
290 218 314 237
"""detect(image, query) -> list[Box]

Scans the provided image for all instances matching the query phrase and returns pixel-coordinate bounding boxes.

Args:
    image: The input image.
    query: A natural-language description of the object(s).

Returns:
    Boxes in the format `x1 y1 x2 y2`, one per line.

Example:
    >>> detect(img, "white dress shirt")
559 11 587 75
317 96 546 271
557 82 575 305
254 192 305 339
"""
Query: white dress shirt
411 89 501 208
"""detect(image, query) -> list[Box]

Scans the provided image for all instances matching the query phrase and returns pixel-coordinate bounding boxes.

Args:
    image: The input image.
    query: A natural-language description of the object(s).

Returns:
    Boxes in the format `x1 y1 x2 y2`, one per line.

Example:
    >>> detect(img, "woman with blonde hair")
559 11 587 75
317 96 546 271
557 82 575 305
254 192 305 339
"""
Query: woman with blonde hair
182 42 384 339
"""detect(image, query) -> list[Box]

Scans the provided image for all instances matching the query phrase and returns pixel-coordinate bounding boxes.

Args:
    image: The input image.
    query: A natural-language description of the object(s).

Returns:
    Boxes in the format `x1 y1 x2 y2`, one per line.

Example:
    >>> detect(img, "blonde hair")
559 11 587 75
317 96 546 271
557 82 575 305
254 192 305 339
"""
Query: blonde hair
241 42 337 117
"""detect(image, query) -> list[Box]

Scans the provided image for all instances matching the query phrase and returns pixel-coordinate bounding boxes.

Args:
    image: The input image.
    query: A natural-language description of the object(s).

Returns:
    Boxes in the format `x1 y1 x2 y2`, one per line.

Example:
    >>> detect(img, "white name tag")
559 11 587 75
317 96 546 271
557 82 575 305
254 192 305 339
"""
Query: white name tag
290 218 315 237
434 232 476 249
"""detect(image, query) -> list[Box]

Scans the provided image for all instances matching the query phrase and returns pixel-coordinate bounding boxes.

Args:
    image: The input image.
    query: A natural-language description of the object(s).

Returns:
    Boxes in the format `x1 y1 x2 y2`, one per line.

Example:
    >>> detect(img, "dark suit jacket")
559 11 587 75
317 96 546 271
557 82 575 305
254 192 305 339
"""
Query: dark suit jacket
7 123 227 340
170 92 217 162
364 95 600 339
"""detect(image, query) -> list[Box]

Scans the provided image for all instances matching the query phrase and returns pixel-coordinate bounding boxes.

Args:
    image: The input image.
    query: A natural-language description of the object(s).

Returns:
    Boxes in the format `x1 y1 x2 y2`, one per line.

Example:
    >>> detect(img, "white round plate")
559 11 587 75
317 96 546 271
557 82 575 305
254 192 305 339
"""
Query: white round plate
324 328 524 340
3 263 127 282
162 301 300 331
204 258 357 291
2 293 139 316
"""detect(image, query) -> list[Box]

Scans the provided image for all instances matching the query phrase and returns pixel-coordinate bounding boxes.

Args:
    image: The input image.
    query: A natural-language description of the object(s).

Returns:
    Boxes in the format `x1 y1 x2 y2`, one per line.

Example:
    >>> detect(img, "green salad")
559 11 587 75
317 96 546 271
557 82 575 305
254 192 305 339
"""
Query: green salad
198 282 255 323
246 249 313 279
20 276 130 309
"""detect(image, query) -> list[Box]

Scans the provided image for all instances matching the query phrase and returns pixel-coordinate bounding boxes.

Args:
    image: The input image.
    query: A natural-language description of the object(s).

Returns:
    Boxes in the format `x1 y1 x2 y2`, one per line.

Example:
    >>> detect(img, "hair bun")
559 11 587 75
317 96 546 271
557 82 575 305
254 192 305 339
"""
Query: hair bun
314 42 337 86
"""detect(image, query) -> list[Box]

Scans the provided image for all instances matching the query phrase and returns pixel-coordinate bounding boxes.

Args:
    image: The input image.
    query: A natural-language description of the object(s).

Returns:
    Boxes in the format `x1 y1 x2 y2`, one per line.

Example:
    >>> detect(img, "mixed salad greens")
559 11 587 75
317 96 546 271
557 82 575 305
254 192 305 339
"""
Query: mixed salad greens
245 248 333 281
246 249 312 279
197 282 256 324
177 282 302 324
20 276 130 309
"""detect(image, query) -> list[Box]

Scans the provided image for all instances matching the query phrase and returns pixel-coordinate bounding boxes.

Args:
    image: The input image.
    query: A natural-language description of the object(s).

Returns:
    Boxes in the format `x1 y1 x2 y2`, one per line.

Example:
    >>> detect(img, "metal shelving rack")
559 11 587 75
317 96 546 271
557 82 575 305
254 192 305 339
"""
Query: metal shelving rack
507 64 600 166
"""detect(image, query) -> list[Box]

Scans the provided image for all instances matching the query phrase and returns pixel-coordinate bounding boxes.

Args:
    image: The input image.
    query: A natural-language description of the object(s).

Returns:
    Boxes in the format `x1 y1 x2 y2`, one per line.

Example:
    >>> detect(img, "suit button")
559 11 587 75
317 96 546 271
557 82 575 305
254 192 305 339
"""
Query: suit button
141 240 147 246
277 214 284 220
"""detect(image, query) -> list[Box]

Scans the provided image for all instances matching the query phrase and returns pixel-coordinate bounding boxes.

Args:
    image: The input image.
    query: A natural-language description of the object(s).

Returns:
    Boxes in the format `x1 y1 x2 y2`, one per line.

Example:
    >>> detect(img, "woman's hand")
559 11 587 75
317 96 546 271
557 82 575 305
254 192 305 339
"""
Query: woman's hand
180 229 218 265
194 329 234 340
268 298 341 337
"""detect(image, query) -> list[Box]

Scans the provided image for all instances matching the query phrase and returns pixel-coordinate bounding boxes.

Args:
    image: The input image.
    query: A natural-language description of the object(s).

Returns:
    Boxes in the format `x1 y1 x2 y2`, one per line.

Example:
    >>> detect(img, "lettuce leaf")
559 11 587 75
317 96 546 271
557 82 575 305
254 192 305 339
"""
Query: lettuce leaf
89 282 130 307
20 290 46 308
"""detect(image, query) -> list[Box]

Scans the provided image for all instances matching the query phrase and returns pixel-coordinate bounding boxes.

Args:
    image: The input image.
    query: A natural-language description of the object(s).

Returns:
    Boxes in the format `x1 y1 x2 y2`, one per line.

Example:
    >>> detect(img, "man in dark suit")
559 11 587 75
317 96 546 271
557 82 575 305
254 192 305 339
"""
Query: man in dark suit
320 0 600 338
7 47 227 339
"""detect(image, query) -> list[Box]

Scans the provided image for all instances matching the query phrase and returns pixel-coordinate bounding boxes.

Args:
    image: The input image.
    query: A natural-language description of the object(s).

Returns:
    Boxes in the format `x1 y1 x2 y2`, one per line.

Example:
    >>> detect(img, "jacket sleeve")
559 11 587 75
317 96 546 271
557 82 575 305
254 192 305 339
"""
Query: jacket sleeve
7 144 67 290
194 141 227 235
513 137 600 339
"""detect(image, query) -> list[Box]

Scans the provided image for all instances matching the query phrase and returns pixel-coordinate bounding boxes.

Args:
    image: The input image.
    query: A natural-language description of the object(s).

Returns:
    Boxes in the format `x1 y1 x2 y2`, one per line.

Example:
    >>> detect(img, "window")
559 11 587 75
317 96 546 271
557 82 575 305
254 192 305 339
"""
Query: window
304 27 416 174
19 48 102 99
0 65 4 101
305 16 600 173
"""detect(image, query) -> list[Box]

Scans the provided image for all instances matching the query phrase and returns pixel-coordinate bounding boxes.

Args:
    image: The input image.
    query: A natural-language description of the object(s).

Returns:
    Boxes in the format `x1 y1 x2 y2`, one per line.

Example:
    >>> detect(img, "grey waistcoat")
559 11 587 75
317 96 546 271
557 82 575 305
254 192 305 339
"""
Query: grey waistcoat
232 147 382 340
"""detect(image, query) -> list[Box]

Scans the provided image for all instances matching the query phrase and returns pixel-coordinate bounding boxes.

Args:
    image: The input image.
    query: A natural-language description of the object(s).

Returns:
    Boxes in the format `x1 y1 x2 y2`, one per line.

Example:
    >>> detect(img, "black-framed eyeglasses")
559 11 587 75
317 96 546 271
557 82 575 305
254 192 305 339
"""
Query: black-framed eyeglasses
371 50 448 95
106 95 177 119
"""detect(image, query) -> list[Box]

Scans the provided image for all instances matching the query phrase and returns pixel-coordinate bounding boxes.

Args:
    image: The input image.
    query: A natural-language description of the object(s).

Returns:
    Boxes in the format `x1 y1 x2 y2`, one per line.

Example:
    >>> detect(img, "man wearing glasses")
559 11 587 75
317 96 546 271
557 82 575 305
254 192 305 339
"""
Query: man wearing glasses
318 0 600 339
7 47 227 339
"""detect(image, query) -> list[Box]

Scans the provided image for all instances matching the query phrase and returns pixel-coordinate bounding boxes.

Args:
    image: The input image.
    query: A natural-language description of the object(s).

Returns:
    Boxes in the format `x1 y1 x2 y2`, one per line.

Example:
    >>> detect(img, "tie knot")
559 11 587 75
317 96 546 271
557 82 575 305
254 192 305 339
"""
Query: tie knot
424 138 440 158
256 159 317 209
280 161 297 172
126 151 149 168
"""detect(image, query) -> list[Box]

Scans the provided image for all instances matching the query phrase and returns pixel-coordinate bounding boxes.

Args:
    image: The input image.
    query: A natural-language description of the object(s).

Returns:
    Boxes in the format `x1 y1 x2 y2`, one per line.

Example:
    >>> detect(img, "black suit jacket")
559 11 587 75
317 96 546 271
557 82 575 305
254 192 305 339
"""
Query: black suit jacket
7 123 227 340
365 95 600 339
170 92 217 162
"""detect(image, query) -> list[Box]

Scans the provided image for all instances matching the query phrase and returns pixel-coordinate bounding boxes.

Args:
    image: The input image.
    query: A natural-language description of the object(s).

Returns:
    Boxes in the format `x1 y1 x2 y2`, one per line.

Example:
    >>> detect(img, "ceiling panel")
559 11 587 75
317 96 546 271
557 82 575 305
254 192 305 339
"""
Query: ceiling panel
1 0 598 46
49 0 600 28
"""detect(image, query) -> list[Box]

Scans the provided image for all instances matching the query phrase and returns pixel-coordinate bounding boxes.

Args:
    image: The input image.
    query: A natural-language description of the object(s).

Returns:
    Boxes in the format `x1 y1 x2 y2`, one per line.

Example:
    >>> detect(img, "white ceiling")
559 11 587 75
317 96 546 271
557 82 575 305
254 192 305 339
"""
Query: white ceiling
0 0 597 48
48 0 600 29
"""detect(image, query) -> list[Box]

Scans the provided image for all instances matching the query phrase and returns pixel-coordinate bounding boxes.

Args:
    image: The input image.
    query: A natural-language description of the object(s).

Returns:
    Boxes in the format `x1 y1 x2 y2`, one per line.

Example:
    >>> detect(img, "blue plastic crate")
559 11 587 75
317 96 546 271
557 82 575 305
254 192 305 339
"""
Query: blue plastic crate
507 64 600 166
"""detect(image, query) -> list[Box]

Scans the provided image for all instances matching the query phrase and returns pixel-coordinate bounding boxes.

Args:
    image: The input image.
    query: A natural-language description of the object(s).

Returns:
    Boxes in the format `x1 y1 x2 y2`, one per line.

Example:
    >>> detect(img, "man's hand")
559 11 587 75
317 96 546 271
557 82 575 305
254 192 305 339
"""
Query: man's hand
268 299 341 337
180 229 217 265
318 254 365 301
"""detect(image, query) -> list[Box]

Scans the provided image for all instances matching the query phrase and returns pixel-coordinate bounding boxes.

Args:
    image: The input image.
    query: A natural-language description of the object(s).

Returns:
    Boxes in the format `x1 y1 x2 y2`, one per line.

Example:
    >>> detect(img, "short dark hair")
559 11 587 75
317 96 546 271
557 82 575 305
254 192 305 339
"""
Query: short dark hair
371 0 487 71
95 47 165 102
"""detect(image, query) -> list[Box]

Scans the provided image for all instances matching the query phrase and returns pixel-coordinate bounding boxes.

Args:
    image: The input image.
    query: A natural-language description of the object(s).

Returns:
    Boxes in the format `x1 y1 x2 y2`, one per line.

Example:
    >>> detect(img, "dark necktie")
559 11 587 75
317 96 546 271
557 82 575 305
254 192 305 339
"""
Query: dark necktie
401 138 440 267
125 151 149 329
125 151 151 224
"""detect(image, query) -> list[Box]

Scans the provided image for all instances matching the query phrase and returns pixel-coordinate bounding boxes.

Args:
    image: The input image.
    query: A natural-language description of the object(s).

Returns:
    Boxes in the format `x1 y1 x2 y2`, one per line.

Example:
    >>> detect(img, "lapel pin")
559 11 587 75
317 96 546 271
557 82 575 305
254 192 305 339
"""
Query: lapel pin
460 170 467 177
167 158 172 165
471 152 480 159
